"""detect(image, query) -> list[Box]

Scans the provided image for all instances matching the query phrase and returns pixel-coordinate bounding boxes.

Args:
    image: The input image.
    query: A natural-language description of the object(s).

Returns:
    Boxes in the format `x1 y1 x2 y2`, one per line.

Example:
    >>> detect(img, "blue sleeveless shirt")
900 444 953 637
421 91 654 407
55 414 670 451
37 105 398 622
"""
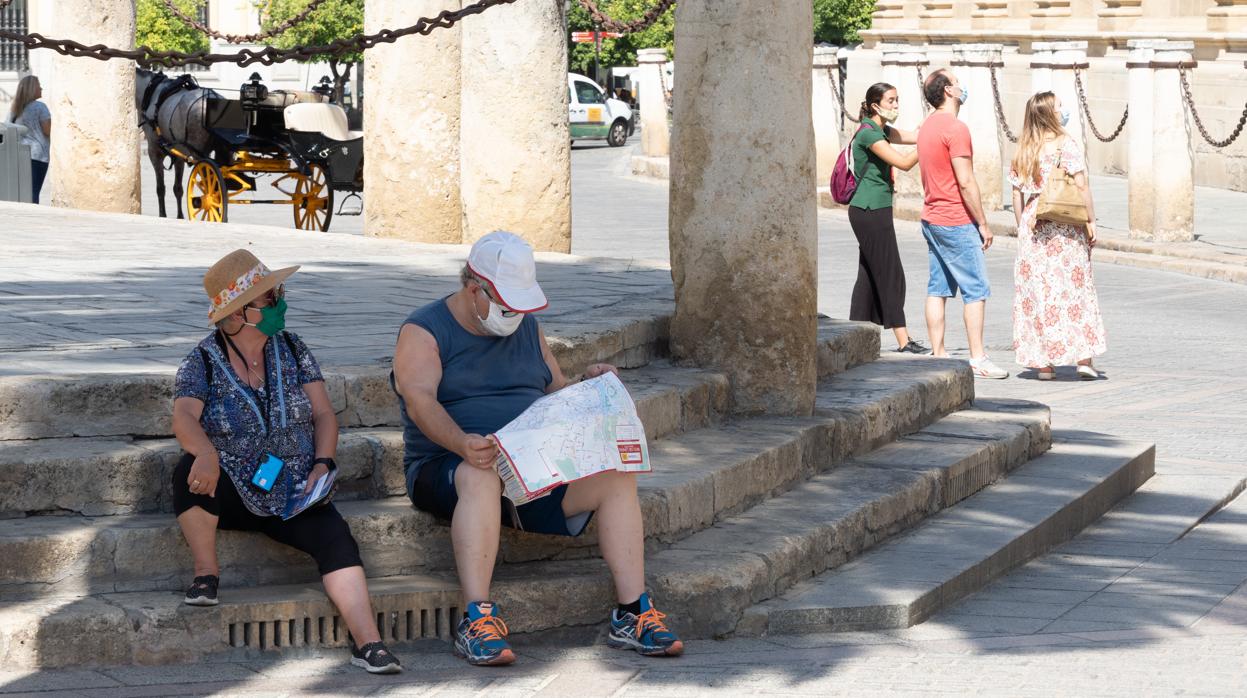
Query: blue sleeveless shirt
394 297 552 496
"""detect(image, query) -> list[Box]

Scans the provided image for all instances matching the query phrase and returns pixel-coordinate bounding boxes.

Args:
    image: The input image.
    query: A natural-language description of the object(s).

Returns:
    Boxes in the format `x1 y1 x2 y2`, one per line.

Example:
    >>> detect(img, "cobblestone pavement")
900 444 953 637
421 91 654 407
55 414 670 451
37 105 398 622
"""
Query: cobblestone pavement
4 144 1245 695
0 200 671 378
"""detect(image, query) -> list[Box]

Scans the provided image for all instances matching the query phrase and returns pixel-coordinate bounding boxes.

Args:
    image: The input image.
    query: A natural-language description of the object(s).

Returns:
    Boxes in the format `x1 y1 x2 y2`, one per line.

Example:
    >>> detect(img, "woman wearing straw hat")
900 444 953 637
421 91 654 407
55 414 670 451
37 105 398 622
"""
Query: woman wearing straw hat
171 249 401 674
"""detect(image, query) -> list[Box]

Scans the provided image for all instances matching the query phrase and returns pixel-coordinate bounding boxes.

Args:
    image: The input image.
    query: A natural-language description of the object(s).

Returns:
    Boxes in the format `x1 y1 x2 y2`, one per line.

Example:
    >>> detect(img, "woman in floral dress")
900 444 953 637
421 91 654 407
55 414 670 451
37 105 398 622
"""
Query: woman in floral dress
1008 92 1106 380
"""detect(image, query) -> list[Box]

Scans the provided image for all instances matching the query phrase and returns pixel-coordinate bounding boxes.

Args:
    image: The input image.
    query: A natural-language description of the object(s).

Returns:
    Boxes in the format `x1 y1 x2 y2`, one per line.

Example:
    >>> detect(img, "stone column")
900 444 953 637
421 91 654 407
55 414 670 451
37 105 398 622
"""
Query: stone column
363 0 461 243
1126 39 1161 240
880 45 927 215
812 45 841 184
45 0 140 213
952 44 1005 211
1029 42 1054 94
669 0 817 416
1150 42 1196 242
460 0 570 252
1048 41 1089 152
637 48 670 158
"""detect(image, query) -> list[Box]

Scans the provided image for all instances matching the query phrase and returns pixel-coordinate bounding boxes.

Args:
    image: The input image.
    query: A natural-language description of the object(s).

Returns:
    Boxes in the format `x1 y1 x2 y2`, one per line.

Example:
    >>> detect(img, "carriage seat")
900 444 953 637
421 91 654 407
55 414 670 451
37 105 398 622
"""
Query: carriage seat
284 103 362 142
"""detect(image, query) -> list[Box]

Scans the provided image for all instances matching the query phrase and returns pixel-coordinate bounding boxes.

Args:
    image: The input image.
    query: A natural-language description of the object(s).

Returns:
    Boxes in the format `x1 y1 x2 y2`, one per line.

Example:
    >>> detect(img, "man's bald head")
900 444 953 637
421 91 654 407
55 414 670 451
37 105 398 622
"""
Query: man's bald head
924 69 958 109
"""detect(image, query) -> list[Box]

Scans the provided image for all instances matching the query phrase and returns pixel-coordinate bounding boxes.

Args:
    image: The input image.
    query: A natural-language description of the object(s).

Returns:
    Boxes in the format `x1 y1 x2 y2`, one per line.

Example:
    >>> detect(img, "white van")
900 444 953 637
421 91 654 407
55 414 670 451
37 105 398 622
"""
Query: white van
568 73 633 147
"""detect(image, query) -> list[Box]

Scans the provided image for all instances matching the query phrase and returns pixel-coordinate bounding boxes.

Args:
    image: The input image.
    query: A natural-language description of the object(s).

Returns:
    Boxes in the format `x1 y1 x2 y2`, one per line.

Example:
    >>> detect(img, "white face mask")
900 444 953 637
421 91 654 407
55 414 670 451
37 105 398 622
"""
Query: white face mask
476 295 524 336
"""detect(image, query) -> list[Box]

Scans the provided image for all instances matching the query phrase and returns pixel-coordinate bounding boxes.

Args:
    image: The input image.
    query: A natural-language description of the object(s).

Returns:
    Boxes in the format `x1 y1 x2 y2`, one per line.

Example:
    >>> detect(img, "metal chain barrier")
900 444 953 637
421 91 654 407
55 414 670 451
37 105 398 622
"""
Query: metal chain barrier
1180 66 1247 148
989 65 1019 144
1074 68 1128 142
827 67 859 124
0 0 516 69
576 0 676 34
916 64 930 115
161 0 327 45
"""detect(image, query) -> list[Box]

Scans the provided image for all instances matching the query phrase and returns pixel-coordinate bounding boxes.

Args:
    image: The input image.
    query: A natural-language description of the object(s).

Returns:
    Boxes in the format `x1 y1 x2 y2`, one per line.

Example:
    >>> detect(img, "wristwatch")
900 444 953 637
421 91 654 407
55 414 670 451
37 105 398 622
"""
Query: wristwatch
313 457 337 471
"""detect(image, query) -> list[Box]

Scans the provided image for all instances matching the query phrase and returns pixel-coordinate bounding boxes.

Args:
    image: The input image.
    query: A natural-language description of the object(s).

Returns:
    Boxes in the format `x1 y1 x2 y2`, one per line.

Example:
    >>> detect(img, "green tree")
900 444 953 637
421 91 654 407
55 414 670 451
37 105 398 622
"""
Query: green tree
567 0 674 82
261 0 363 103
813 0 876 45
135 0 210 55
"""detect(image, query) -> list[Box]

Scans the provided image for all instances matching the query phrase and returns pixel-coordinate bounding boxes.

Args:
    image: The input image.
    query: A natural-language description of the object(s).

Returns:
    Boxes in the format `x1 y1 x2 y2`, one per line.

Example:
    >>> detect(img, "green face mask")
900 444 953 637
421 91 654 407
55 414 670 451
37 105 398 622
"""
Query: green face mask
246 297 287 337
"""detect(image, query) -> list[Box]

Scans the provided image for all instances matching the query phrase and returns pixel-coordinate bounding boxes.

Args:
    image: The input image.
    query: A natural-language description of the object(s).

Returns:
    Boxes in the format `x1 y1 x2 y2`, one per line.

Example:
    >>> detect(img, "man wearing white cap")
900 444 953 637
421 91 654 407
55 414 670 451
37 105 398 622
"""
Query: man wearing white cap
391 231 684 666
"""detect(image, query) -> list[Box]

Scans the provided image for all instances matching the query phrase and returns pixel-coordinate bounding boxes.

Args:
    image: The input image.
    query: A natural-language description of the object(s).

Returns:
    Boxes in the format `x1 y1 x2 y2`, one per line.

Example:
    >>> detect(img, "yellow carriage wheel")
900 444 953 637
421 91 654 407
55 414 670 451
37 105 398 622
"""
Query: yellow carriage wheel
292 162 334 232
186 161 228 223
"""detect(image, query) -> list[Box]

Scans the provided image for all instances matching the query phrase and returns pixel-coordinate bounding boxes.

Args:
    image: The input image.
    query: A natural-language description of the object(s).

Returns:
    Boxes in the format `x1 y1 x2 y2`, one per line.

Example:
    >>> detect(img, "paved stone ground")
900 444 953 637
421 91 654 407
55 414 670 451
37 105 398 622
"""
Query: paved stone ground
3 144 1246 695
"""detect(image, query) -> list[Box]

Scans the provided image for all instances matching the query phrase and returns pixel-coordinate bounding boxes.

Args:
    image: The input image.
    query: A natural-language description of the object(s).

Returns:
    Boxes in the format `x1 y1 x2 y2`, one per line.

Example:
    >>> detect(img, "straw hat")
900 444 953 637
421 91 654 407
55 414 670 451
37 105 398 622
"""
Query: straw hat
203 249 299 325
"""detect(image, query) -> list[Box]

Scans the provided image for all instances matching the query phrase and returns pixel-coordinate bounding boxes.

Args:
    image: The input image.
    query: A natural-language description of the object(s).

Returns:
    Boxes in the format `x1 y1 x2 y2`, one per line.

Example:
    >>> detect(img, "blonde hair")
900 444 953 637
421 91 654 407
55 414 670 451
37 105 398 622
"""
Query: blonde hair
7 75 41 123
1010 92 1067 187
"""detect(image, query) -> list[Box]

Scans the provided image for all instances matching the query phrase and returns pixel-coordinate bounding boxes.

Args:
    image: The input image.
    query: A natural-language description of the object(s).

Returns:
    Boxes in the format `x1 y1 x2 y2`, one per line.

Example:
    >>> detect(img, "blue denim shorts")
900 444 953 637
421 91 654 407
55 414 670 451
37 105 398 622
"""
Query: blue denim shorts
409 455 593 537
921 221 992 303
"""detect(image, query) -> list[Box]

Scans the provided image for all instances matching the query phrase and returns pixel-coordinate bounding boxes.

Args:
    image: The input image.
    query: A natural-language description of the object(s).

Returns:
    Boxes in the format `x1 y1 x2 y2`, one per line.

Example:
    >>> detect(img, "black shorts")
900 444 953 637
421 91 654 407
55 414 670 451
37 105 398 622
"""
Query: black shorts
410 456 593 537
172 453 363 576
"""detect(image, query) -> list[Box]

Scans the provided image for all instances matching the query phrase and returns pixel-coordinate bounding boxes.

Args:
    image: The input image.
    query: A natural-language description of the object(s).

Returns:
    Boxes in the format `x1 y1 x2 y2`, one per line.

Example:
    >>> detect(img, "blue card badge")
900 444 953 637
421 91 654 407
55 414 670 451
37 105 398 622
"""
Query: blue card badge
251 453 284 492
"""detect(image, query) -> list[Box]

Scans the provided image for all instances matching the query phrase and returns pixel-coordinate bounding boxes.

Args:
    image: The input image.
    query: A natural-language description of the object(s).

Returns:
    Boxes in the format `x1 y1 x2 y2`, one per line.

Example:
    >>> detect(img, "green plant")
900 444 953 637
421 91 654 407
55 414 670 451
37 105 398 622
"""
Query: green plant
260 0 363 102
813 0 876 45
135 0 210 55
567 1 674 81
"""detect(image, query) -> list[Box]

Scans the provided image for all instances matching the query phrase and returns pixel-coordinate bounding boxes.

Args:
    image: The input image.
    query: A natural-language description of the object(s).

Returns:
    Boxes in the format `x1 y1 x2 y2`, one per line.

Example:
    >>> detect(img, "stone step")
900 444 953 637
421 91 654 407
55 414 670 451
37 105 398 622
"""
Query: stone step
736 432 1156 637
0 396 1051 668
0 356 973 600
0 317 876 443
0 361 732 517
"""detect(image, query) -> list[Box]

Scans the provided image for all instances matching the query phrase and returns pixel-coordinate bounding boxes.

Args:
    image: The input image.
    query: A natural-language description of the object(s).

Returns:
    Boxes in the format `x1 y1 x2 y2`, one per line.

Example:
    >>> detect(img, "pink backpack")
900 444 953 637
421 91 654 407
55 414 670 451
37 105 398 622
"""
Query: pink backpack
830 123 872 205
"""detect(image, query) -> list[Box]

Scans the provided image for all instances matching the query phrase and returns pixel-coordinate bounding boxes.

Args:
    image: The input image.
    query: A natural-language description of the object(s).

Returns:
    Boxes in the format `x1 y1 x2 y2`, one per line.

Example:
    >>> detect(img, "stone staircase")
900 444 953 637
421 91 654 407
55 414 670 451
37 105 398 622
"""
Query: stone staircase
0 318 1153 668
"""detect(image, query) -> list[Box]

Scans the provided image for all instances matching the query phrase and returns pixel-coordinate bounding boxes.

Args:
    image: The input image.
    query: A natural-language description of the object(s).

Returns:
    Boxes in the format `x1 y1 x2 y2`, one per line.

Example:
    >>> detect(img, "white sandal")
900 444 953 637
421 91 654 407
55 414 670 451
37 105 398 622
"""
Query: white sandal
1037 367 1056 381
1077 364 1098 380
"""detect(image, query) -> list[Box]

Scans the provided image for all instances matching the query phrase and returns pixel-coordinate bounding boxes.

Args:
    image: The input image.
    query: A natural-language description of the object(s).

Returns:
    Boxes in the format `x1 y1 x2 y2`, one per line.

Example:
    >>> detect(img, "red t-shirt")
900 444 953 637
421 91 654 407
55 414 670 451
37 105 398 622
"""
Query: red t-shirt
917 112 974 226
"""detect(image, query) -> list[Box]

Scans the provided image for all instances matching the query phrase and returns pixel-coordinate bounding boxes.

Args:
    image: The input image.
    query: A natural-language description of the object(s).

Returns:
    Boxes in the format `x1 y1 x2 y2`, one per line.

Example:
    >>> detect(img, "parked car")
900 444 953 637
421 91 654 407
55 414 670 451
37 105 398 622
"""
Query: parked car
568 73 633 147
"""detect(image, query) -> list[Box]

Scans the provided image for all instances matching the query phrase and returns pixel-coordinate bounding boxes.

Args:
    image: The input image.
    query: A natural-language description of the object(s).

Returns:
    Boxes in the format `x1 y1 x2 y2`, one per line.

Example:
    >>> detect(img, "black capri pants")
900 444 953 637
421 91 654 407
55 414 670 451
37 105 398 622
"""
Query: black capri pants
848 205 908 330
172 453 362 576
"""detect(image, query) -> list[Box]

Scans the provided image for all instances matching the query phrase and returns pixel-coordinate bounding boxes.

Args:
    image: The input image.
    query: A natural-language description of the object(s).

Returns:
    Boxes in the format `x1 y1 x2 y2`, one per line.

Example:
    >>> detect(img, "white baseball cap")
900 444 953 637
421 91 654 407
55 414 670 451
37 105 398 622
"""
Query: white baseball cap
465 231 548 312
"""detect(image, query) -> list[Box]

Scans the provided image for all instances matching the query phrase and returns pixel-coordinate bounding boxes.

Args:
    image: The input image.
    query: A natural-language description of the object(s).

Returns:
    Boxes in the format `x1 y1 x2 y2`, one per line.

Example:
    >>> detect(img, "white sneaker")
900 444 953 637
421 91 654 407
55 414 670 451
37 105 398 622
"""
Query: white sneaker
1076 363 1098 380
970 356 1009 380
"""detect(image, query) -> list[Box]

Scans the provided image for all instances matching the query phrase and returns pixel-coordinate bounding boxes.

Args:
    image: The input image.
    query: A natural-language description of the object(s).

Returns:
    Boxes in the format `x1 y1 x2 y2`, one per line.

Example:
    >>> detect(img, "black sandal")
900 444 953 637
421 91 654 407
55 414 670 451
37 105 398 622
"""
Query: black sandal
184 574 219 606
350 639 403 674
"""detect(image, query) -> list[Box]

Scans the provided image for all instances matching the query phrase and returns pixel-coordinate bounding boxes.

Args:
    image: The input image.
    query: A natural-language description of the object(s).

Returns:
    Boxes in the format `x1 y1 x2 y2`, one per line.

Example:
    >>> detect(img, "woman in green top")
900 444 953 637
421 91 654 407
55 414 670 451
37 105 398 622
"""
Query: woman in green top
848 82 928 354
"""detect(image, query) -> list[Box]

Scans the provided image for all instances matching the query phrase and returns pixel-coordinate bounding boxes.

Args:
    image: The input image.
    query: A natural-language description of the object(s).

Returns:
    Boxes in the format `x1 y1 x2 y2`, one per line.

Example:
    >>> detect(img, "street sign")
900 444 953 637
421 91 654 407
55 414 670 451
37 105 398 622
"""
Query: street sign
572 31 623 43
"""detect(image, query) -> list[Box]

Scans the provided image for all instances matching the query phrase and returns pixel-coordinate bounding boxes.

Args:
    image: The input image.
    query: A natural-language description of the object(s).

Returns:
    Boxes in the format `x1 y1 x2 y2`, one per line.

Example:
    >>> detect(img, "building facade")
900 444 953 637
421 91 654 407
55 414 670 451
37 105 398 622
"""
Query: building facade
845 0 1247 191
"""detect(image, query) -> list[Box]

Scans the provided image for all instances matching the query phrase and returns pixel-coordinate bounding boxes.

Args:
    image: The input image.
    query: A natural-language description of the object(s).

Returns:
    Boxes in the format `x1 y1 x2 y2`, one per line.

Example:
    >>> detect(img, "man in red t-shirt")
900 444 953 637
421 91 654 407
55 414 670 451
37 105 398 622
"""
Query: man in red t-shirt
915 69 1008 380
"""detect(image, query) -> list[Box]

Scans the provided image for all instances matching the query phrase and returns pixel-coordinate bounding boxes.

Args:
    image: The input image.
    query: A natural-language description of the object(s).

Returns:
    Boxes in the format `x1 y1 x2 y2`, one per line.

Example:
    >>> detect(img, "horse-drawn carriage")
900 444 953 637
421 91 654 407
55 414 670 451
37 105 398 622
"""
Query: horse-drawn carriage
137 71 363 231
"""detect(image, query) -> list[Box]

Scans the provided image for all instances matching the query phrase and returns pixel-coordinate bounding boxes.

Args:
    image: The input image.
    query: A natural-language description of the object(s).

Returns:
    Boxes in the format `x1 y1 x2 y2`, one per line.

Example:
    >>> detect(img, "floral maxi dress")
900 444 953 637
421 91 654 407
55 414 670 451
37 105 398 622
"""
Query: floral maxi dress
1009 138 1107 368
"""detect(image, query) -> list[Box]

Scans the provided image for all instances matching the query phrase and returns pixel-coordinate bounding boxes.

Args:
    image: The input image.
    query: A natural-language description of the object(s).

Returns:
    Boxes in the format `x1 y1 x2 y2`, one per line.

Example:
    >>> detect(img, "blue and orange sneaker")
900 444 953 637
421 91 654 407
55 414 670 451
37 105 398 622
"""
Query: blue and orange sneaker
454 601 516 666
607 593 684 656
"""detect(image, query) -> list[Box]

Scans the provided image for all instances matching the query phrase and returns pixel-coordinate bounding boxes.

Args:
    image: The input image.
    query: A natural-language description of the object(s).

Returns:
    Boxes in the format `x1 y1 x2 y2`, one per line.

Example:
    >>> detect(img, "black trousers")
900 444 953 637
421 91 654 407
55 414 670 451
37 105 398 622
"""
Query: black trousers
172 453 362 576
848 205 907 330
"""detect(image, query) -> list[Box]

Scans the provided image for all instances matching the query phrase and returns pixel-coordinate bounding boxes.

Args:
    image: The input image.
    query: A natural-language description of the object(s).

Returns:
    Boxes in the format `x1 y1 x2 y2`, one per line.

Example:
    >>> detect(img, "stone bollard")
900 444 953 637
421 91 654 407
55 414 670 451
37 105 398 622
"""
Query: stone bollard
880 44 927 216
637 48 670 158
1150 42 1197 242
812 45 841 184
1029 42 1055 94
669 0 817 416
1047 41 1090 152
363 0 462 243
952 44 1005 211
1126 39 1163 240
460 0 571 252
45 0 140 213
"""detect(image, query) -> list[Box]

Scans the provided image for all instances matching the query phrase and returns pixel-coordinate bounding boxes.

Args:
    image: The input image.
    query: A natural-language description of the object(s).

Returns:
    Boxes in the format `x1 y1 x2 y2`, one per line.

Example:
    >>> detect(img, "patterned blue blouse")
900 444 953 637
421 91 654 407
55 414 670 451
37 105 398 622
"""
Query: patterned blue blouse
174 331 324 517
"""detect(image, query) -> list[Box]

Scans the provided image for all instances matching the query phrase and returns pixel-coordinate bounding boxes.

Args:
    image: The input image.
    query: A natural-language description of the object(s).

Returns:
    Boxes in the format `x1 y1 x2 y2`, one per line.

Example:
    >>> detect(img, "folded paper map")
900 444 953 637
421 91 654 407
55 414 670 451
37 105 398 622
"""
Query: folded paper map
493 372 650 505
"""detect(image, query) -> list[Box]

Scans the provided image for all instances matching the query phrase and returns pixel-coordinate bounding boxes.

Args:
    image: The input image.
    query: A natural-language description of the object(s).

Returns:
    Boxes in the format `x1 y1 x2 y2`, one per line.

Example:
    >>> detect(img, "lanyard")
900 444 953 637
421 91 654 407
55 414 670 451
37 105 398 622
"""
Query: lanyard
222 331 276 434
